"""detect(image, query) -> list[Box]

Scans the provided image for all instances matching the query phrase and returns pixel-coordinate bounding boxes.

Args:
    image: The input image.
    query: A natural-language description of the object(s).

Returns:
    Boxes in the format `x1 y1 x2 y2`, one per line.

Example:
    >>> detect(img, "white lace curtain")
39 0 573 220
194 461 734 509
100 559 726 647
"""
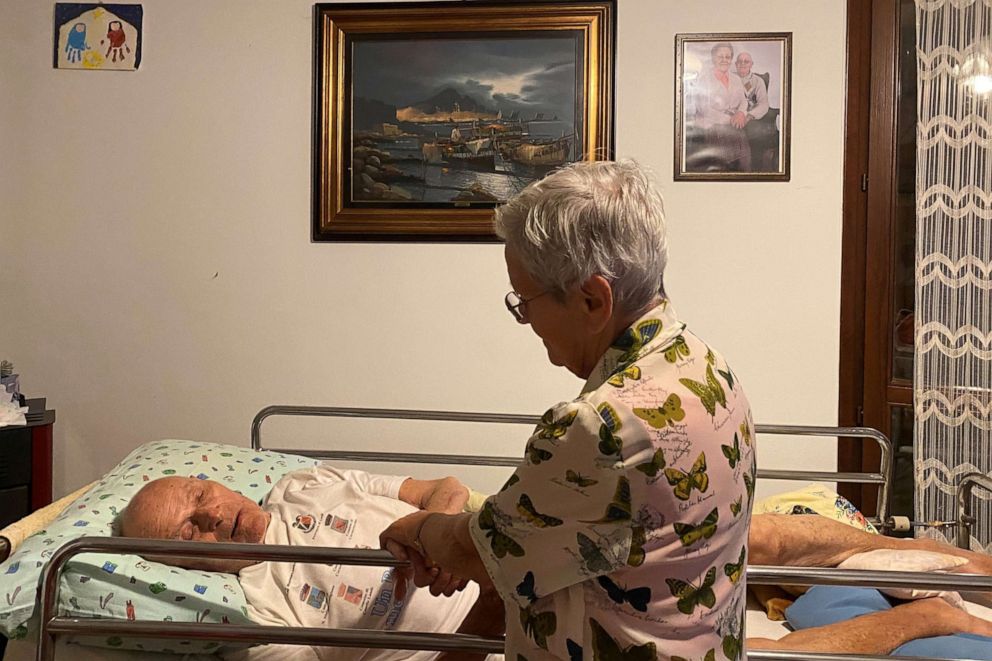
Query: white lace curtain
915 0 992 551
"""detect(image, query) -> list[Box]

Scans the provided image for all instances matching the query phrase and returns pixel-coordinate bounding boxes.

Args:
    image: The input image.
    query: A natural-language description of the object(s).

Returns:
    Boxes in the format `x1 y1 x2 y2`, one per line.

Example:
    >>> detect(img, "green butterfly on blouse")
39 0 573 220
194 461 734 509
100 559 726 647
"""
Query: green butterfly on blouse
740 420 752 446
566 469 598 487
633 394 686 430
730 496 743 517
535 408 578 440
673 507 719 547
743 469 755 507
627 525 647 567
525 439 554 465
597 404 624 456
598 423 622 456
721 433 741 469
500 474 521 493
517 494 563 528
519 605 557 650
679 364 727 418
634 448 667 477
613 319 664 366
724 546 745 585
663 336 691 363
666 567 717 615
717 366 736 390
577 532 613 573
672 650 716 661
722 630 743 661
477 502 524 559
581 476 631 523
608 364 642 388
589 617 657 661
664 452 709 501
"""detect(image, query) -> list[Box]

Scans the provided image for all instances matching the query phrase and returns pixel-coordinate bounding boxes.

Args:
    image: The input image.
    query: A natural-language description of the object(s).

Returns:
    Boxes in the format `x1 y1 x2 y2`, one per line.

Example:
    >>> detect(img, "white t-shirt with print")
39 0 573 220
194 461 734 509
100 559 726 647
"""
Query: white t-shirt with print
239 465 478 660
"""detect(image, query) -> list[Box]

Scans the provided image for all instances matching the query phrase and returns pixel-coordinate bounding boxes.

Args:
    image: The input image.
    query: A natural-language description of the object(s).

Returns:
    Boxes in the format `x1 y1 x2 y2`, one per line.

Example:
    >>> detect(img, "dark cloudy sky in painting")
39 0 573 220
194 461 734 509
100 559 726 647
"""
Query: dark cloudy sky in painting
352 35 580 121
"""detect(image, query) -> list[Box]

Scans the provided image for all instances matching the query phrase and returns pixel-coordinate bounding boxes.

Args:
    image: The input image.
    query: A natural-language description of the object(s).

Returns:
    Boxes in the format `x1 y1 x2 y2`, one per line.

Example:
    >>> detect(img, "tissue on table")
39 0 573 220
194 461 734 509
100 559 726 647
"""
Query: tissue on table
0 389 27 427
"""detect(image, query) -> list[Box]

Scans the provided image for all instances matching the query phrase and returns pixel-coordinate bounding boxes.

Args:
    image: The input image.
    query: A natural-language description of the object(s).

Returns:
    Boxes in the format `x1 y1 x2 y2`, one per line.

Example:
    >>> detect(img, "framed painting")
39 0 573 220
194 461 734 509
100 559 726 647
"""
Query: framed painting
675 32 792 181
313 1 615 242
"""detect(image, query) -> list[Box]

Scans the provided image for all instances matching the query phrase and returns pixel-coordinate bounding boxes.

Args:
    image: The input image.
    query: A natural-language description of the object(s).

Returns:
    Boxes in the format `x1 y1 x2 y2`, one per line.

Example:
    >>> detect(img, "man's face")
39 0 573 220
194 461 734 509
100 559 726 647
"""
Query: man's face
712 46 733 72
736 53 753 77
122 477 269 544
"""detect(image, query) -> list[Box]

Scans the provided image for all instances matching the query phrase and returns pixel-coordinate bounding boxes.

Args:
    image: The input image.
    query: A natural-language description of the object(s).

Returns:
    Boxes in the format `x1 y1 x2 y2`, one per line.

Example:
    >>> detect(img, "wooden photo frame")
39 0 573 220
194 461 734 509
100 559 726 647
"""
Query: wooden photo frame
675 32 792 181
313 1 615 242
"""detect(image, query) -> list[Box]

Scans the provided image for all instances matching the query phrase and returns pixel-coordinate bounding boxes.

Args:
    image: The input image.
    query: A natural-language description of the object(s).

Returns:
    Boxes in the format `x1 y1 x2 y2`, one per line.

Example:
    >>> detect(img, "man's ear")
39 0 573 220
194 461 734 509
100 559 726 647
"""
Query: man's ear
578 274 614 332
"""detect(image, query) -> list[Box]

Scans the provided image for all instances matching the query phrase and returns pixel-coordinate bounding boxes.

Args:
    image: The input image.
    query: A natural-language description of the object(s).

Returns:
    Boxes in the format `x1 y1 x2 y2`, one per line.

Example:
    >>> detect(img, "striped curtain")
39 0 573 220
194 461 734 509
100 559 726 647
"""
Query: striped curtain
915 0 992 551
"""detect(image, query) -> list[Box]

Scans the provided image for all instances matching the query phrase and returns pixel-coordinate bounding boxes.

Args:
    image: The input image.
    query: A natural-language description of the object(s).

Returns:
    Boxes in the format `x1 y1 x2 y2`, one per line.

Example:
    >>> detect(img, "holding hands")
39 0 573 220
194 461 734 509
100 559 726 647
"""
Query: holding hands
383 476 474 600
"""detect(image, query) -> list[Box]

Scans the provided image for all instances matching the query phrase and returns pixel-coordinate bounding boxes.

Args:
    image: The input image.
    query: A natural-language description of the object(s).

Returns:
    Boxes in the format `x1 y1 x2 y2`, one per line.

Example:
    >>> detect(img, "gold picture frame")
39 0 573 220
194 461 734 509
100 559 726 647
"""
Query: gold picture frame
675 32 792 181
313 1 615 242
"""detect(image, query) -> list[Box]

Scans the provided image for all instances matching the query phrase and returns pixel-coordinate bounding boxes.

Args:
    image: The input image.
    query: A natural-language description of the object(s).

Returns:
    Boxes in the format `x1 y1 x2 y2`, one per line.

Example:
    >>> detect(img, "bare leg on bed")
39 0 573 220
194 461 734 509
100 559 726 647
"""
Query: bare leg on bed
749 513 992 574
748 597 992 655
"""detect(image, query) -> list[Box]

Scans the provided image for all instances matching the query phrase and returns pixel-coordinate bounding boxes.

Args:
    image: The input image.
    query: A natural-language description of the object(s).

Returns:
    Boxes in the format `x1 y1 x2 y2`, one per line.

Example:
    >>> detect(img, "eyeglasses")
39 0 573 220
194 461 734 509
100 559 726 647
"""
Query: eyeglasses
504 290 549 324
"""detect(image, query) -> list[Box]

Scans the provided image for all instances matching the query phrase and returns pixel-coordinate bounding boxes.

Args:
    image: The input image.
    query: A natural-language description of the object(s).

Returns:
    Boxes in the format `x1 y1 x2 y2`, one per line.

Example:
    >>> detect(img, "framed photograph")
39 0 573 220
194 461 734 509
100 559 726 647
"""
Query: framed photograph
313 1 615 242
675 32 791 181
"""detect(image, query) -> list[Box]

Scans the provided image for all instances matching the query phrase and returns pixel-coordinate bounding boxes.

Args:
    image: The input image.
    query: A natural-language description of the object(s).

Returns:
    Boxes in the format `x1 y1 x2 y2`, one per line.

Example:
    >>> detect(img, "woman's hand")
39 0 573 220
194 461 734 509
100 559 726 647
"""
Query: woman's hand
380 511 467 601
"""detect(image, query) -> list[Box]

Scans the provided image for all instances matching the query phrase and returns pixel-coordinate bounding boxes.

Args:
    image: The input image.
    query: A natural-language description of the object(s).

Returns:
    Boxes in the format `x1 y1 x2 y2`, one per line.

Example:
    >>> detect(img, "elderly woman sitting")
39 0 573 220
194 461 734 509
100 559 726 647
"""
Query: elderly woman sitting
380 159 756 660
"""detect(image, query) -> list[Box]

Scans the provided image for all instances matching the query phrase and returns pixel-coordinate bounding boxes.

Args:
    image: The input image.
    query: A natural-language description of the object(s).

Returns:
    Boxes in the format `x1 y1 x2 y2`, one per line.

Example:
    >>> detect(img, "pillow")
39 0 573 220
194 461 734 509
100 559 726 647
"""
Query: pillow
755 483 878 533
0 439 318 652
787 586 992 661
894 633 992 660
785 585 890 629
837 548 968 607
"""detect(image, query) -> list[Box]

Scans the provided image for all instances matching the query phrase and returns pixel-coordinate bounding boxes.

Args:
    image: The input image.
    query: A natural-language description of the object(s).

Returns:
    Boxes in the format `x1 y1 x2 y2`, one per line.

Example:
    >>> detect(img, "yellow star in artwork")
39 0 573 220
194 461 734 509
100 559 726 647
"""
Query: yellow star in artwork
93 7 106 18
83 50 105 69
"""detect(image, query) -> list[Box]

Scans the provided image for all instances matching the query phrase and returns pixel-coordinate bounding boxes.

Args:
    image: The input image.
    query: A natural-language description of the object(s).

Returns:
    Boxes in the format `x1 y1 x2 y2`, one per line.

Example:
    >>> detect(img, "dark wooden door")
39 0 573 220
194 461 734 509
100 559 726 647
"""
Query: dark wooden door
838 0 917 522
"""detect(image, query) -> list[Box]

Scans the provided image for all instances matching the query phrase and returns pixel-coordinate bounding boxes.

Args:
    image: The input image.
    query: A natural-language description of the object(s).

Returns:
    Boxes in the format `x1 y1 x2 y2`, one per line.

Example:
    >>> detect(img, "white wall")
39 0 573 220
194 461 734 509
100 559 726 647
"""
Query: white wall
0 0 847 498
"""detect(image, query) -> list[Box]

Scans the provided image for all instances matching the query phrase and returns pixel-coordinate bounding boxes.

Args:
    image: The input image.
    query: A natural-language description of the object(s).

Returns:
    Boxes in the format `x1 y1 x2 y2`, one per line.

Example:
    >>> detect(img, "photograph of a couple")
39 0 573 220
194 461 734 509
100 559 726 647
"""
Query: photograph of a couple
676 33 791 181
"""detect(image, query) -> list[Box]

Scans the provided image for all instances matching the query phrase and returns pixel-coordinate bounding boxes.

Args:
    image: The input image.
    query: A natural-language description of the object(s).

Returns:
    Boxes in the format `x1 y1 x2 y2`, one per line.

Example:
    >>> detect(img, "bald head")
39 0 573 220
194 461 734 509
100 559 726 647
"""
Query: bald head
118 477 270 573
121 476 269 544
736 51 754 77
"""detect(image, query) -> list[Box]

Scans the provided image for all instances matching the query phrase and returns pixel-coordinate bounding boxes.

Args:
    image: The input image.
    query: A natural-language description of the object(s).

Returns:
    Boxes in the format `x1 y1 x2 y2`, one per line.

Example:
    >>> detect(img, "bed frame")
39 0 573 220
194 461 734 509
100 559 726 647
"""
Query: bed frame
13 405 992 661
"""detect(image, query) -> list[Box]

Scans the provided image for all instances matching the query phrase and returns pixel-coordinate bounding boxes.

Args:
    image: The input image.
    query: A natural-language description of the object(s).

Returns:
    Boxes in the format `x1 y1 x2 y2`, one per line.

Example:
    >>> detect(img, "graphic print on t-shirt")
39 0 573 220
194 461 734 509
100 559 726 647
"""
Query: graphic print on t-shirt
293 514 317 534
299 583 327 611
325 513 354 536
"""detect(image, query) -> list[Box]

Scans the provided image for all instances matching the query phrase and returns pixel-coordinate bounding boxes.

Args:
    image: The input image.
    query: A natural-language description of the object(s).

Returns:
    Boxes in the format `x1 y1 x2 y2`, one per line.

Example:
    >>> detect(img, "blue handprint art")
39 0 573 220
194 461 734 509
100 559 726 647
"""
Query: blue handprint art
65 23 89 64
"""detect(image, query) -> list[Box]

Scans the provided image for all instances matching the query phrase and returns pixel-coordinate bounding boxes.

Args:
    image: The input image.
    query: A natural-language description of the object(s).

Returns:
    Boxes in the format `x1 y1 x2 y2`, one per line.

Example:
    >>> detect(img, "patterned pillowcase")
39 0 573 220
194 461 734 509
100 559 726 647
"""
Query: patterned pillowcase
0 439 318 652
754 483 879 533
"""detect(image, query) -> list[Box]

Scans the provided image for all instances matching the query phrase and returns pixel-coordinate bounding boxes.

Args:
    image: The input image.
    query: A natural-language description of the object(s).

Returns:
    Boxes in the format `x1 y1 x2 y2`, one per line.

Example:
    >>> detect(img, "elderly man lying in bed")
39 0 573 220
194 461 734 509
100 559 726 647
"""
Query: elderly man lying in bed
121 468 992 659
120 466 498 661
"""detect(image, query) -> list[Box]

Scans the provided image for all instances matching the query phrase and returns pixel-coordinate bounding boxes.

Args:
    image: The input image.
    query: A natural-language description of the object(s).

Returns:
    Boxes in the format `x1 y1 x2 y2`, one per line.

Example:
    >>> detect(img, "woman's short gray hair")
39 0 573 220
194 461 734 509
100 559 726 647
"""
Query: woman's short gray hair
493 159 668 314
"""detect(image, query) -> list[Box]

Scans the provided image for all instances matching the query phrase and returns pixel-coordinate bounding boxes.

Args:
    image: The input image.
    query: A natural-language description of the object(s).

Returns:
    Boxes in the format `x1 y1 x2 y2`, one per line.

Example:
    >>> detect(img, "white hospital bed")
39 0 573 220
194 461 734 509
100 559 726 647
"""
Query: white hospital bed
4 405 992 661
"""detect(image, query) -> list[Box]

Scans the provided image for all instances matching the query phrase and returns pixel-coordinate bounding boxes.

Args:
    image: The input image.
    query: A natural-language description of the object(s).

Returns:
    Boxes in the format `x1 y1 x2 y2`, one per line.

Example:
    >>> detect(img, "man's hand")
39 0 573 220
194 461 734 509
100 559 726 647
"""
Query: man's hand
731 111 748 129
399 477 470 514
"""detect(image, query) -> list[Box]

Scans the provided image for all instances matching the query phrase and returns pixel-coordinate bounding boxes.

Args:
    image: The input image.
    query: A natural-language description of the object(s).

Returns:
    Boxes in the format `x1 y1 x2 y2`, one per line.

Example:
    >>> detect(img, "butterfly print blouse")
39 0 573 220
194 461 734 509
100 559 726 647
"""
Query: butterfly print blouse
469 301 756 660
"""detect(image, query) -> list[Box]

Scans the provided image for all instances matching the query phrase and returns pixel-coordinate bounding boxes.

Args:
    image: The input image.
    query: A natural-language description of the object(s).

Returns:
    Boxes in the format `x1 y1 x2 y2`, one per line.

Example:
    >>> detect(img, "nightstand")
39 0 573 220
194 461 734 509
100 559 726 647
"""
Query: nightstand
0 399 55 528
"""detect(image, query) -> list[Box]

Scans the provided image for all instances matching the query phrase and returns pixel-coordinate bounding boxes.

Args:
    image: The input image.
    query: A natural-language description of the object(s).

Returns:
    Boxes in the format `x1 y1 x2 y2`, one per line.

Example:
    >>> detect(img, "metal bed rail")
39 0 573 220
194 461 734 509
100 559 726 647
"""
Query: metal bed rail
38 536 992 661
250 406 895 526
957 472 992 549
36 537 503 661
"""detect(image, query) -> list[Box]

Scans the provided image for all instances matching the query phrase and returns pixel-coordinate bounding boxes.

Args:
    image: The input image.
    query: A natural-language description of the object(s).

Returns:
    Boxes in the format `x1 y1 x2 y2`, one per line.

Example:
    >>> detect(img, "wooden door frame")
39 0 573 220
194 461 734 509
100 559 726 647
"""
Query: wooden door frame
837 0 902 512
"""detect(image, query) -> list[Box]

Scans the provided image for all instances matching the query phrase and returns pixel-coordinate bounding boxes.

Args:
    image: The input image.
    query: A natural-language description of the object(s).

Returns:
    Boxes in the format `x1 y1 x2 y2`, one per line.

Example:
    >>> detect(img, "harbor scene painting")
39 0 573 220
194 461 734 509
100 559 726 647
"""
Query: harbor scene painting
347 35 584 206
